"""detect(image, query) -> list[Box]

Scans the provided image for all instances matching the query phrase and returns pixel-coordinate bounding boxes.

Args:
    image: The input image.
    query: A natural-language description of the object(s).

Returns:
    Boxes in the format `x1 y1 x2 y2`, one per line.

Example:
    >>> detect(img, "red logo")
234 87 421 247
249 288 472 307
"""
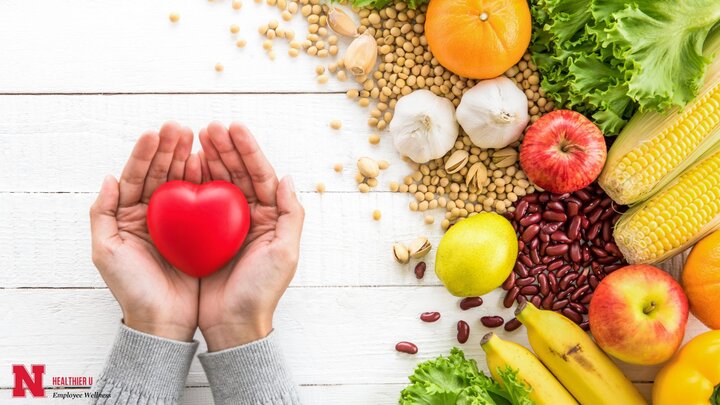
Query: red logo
12 365 45 398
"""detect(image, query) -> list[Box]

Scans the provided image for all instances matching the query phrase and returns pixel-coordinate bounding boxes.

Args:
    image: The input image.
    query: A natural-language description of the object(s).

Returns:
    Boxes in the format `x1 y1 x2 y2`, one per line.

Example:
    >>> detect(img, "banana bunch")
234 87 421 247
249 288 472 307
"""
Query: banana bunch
481 302 647 405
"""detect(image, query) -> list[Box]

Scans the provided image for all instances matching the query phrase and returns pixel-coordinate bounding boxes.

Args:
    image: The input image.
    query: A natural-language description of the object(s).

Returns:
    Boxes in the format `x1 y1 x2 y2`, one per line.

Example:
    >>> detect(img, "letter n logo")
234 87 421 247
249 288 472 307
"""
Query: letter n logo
12 364 45 398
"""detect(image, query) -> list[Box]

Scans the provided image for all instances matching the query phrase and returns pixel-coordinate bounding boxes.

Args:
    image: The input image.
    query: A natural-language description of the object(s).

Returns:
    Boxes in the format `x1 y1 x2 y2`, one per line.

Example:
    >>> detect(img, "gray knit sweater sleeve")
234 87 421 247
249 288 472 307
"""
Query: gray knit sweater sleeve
198 331 302 405
90 323 199 404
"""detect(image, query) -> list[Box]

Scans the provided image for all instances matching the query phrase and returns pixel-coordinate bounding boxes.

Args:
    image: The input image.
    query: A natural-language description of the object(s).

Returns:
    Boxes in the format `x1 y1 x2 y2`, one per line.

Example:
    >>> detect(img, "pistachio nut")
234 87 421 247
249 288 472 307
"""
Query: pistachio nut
492 148 518 168
408 236 431 259
392 242 410 264
445 150 469 174
357 157 380 178
327 7 358 37
466 161 488 190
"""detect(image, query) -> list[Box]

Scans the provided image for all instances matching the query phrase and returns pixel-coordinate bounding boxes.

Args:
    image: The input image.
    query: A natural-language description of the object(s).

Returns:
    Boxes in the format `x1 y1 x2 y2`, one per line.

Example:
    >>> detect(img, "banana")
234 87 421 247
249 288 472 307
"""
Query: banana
515 302 647 405
481 332 578 405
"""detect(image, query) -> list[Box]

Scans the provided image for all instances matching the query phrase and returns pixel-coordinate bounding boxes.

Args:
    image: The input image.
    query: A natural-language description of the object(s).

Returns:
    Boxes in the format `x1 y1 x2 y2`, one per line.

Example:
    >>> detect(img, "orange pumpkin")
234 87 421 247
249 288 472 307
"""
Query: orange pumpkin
425 0 532 79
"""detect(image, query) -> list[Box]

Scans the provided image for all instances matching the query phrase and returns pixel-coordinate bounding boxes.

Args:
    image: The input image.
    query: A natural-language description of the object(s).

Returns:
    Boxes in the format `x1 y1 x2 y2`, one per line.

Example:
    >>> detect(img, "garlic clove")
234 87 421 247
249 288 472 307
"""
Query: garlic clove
343 34 378 77
328 7 358 37
390 90 459 164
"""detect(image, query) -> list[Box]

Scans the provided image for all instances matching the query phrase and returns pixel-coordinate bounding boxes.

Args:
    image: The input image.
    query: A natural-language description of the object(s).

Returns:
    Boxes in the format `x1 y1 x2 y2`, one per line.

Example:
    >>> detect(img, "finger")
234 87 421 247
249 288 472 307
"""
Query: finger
208 121 256 200
199 127 231 182
229 122 278 205
167 126 194 181
118 131 159 207
198 150 211 182
184 153 202 184
141 122 183 203
273 176 305 252
90 175 122 253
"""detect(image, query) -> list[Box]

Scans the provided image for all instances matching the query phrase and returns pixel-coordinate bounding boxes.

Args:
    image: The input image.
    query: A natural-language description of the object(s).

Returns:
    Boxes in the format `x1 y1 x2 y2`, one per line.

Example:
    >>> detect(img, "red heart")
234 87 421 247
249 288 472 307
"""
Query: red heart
147 180 251 278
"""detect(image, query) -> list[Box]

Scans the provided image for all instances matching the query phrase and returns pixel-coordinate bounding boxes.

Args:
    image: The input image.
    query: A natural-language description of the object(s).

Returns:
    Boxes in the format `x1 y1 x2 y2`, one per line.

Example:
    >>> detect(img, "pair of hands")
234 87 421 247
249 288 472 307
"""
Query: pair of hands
90 122 304 351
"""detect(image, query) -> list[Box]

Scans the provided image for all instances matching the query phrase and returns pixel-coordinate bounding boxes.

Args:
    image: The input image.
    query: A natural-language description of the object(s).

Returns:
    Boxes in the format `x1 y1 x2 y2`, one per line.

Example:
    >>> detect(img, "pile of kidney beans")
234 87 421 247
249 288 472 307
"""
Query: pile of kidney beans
501 183 627 330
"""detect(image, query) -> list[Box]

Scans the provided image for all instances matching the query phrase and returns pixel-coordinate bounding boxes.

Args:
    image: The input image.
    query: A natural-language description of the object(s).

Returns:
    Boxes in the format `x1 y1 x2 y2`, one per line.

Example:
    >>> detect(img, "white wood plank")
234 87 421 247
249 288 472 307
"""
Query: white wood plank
0 94 408 193
0 0 352 93
0 383 656 404
0 289 708 388
0 192 447 287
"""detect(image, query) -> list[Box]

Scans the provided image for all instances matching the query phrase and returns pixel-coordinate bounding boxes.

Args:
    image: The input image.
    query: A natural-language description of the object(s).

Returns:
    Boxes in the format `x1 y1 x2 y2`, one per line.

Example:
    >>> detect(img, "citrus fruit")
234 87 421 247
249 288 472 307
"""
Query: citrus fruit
435 212 518 297
683 229 720 329
425 0 532 79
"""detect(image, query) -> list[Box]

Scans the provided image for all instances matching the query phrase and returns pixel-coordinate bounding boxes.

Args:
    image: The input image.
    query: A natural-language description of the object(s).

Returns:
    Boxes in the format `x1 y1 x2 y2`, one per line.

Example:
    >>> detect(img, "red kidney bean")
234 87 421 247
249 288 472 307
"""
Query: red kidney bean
568 216 582 240
547 201 564 211
516 276 535 287
539 232 550 243
519 254 533 268
520 285 539 295
551 231 572 243
530 295 542 308
560 272 579 290
580 321 590 331
548 260 563 271
591 246 608 258
457 321 470 344
581 293 594 304
569 242 582 263
540 241 549 256
604 243 622 257
542 211 568 222
525 194 539 203
515 200 529 221
530 248 541 265
530 237 540 250
542 255 554 264
548 273 558 293
604 263 623 273
501 272 516 290
581 216 590 229
520 213 542 226
481 316 504 328
538 273 549 296
460 297 483 310
546 244 569 256
504 287 520 308
562 308 583 324
414 262 426 279
600 196 613 208
571 285 591 301
551 193 570 201
588 207 603 224
539 193 550 203
504 318 522 331
577 268 589 287
583 198 600 213
521 224 541 242
597 256 618 264
542 222 562 234
530 265 548 276
541 292 554 309
556 265 572 278
600 207 615 222
567 201 581 217
514 262 529 278
583 246 592 263
575 189 591 201
528 203 540 213
568 302 587 314
396 341 418 354
420 312 441 322
587 222 601 240
552 299 569 310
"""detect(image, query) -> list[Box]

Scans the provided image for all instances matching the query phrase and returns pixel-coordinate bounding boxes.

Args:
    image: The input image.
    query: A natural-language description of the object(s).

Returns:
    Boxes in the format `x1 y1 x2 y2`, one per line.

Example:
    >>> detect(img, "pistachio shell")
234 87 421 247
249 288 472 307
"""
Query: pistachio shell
392 243 410 264
492 148 518 168
466 162 488 190
445 150 469 174
408 236 431 259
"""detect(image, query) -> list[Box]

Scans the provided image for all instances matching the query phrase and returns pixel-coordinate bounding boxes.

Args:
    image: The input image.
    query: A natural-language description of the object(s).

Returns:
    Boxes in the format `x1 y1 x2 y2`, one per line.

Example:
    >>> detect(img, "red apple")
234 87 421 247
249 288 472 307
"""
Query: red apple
589 265 689 365
520 110 606 193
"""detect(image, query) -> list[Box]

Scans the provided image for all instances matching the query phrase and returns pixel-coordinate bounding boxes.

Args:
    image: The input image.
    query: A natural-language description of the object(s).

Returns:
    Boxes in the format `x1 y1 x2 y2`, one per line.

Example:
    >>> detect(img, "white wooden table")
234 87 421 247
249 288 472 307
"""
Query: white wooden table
0 0 709 403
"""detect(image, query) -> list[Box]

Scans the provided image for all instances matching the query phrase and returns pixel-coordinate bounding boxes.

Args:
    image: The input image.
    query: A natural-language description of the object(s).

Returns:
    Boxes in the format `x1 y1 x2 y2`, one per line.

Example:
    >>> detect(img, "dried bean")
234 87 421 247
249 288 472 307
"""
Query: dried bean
420 312 441 322
516 276 535 286
460 297 483 310
520 285 539 295
515 200 529 221
542 211 567 222
570 242 582 263
414 262 426 279
515 262 530 278
580 321 590 331
546 244 569 256
504 318 522 331
530 295 542 308
552 299 569 310
530 265 547 276
520 213 542 226
541 292 554 309
481 316 504 328
538 273 549 296
583 198 600 213
502 272 516 290
395 341 418 354
457 321 470 343
571 285 591 301
548 260 563 271
542 222 562 234
562 308 583 323
548 273 558 293
547 201 564 211
504 287 520 308
568 302 587 314
539 232 551 243
556 265 572 278
530 248 541 265
551 231 572 243
560 273 579 290
591 246 608 258
588 207 603 224
568 216 582 240
567 201 581 217
519 254 533 268
522 224 541 242
587 222 601 240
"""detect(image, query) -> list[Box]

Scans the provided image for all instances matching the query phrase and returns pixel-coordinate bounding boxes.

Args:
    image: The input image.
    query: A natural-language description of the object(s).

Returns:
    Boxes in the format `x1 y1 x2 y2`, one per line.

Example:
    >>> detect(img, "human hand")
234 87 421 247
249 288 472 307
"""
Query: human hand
90 122 202 342
197 122 305 352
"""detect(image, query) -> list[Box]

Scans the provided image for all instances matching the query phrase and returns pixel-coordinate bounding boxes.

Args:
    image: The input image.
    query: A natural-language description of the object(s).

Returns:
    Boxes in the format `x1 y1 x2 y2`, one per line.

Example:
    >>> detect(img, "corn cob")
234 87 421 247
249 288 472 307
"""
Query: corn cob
614 144 720 264
599 33 720 205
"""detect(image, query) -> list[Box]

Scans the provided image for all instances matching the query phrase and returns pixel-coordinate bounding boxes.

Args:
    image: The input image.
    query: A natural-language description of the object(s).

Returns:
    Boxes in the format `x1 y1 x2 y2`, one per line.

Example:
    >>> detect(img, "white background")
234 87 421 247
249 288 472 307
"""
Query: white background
0 0 708 403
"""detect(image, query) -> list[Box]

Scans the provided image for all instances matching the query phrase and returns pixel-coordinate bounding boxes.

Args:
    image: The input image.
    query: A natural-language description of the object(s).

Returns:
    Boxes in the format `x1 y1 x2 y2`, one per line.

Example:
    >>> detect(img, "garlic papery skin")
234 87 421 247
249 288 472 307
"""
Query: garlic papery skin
390 89 459 163
456 76 529 149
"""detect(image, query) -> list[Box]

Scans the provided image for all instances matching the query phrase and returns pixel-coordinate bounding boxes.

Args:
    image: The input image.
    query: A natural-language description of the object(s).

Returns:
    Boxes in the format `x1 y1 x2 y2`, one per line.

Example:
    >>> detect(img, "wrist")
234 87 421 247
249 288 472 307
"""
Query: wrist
124 316 196 342
201 318 273 352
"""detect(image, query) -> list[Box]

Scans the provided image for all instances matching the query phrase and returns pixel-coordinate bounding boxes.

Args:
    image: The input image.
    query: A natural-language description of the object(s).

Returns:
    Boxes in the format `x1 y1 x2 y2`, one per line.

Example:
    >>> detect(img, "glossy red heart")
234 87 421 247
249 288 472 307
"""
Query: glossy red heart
147 180 251 278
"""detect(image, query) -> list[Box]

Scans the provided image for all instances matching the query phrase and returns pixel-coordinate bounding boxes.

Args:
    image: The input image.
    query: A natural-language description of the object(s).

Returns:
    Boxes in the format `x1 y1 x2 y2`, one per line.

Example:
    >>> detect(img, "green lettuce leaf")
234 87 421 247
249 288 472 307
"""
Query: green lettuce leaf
399 348 533 405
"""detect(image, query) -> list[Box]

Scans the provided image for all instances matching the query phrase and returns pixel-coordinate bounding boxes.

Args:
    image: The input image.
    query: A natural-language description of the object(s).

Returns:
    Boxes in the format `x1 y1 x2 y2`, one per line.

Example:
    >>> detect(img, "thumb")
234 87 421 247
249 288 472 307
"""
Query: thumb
90 175 121 251
273 176 305 251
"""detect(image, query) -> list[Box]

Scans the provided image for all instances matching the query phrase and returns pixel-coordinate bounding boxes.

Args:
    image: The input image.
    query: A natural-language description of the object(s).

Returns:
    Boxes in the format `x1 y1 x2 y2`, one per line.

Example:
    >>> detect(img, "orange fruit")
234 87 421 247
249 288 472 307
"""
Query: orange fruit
682 229 720 329
425 0 531 79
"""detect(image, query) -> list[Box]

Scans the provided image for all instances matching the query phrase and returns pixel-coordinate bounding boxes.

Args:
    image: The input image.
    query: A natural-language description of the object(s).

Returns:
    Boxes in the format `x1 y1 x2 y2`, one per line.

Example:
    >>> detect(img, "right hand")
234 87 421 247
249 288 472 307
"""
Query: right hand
89 122 202 342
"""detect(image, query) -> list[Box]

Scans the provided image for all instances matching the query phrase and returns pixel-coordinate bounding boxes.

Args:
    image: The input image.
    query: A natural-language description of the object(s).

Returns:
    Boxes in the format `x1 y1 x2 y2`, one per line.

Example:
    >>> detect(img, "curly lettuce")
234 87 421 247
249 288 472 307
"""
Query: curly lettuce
530 0 720 135
399 348 533 405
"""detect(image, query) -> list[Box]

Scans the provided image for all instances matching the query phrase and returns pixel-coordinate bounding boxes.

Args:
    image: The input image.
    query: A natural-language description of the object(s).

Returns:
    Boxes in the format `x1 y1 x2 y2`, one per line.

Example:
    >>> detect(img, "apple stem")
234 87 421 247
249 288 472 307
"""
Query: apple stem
642 301 656 315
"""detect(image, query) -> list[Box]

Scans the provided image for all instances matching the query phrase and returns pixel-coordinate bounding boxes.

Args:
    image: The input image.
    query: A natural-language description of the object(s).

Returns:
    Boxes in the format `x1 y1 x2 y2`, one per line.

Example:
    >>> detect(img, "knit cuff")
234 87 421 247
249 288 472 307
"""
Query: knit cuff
198 330 300 404
96 323 199 401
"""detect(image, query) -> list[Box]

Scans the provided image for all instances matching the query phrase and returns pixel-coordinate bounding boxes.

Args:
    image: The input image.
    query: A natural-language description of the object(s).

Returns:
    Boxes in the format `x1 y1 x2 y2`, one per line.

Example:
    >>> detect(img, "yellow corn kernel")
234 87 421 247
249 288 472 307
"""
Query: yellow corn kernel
600 80 720 205
614 150 720 264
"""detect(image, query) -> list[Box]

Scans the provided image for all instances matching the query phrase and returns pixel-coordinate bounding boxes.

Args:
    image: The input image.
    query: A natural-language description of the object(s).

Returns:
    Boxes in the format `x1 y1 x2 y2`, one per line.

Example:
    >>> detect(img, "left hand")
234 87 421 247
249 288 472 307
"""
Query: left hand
196 122 305 352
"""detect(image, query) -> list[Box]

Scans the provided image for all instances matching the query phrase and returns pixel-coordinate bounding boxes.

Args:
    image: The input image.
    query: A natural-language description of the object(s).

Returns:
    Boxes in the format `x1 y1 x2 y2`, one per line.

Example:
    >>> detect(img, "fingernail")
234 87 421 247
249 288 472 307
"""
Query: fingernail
286 175 296 192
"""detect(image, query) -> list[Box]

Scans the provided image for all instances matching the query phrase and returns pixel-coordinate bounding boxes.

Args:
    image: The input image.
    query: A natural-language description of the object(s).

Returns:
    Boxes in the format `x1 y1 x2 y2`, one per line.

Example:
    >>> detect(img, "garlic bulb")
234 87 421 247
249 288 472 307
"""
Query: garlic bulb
390 90 459 163
456 76 529 149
